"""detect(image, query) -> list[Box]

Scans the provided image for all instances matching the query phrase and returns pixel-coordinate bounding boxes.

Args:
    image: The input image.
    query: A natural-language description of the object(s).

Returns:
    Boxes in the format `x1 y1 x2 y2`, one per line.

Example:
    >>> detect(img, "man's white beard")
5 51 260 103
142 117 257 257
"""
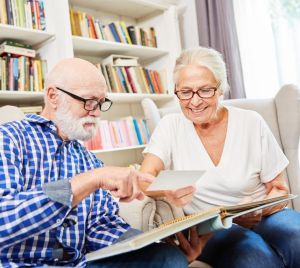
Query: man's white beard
53 104 99 141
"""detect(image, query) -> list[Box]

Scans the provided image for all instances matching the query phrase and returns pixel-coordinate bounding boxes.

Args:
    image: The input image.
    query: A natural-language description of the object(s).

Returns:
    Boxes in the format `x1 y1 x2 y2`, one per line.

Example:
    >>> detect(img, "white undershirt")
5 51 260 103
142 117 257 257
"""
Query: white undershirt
143 106 289 214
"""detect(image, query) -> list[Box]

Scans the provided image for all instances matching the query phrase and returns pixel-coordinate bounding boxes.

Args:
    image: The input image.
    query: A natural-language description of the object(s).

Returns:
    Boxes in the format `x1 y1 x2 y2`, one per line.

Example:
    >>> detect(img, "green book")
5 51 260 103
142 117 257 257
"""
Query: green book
0 40 32 49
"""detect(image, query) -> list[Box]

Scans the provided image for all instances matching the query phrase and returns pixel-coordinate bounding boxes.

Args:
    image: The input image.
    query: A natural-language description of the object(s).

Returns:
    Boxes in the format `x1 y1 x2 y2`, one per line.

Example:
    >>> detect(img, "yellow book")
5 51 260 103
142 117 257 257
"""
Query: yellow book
0 0 8 24
36 60 43 91
69 8 76 36
119 21 132 44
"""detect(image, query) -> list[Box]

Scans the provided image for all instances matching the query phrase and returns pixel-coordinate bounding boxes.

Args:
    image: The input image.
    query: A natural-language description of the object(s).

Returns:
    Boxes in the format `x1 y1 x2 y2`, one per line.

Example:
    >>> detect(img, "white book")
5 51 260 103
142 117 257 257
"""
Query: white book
0 44 36 58
102 54 139 67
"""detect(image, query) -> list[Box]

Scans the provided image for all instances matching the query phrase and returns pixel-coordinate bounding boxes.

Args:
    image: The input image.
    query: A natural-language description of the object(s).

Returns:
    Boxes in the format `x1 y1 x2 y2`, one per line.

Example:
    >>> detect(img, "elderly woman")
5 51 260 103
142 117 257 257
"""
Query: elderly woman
140 47 300 268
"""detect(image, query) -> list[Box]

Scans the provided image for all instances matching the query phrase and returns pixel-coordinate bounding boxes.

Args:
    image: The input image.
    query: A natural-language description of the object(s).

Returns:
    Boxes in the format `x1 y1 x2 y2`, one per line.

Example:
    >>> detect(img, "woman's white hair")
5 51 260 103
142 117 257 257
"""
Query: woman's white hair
173 46 229 95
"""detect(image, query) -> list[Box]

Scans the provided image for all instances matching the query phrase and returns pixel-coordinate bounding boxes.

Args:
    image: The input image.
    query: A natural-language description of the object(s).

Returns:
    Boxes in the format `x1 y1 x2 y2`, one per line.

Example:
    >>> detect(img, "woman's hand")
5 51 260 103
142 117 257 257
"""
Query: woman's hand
234 173 289 228
164 185 196 207
262 173 289 216
233 209 263 229
165 227 212 263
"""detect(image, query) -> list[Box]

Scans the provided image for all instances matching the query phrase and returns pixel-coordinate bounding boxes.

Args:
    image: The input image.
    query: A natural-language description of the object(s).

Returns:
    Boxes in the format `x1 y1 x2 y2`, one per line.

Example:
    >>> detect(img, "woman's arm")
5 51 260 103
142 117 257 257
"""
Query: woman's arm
140 153 165 176
139 153 165 192
262 172 289 216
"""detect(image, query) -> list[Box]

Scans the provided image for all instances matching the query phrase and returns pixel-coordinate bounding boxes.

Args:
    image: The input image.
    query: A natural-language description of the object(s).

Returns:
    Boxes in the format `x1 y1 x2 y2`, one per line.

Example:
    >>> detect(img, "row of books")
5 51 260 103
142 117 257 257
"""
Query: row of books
97 64 167 94
0 0 46 30
69 9 157 48
0 55 47 92
84 117 151 151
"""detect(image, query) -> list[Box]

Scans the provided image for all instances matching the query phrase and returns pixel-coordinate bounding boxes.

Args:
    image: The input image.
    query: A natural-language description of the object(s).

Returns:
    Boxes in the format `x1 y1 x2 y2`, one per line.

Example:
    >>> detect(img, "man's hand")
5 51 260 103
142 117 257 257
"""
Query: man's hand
96 167 154 202
164 186 196 207
71 166 154 206
165 227 212 263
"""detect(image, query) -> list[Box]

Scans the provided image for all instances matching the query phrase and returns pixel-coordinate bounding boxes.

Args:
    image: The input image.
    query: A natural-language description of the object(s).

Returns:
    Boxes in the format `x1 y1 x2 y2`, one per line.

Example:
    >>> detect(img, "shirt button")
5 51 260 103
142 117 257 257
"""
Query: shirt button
56 219 61 224
54 258 59 262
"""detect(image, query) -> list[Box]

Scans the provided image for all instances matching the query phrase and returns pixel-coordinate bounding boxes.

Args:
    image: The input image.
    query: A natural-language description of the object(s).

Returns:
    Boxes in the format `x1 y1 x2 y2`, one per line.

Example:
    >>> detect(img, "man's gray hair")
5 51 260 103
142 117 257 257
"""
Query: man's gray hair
173 46 229 95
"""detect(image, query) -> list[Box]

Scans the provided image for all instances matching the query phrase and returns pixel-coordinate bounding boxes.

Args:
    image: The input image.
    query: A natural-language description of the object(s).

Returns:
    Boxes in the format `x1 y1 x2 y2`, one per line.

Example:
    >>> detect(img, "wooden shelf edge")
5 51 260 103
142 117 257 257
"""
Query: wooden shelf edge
0 91 174 103
92 144 146 154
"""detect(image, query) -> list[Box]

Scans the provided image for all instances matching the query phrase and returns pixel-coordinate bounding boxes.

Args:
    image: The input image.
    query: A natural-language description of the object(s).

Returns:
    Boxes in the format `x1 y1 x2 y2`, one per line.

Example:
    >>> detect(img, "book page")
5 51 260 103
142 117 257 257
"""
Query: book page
221 194 297 218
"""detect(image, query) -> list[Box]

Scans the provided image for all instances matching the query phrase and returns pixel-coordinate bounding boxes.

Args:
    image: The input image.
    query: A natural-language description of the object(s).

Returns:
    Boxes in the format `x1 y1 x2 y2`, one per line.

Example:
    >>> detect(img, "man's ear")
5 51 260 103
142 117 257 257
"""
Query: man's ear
46 85 58 109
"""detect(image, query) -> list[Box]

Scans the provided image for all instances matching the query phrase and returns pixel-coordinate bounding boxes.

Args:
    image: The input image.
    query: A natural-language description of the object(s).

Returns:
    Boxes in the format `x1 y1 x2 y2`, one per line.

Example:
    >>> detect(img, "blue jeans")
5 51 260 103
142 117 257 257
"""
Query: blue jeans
198 208 300 268
87 228 188 268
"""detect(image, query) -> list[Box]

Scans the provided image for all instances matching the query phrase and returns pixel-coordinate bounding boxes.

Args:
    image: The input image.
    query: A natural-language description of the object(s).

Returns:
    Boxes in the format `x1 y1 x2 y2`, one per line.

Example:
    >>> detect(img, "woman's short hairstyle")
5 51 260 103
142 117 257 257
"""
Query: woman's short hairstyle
173 46 229 95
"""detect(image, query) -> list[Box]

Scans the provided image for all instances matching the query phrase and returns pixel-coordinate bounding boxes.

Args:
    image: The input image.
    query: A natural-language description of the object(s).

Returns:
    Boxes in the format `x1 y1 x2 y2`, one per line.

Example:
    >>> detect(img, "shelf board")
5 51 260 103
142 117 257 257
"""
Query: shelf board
0 24 54 47
0 91 44 105
72 36 168 61
0 91 173 105
69 0 169 19
92 144 146 154
107 93 173 103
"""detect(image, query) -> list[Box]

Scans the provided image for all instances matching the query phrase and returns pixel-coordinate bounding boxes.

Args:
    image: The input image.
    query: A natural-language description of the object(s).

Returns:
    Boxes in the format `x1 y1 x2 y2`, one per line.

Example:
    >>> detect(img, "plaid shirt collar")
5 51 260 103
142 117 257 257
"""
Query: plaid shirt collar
25 114 58 133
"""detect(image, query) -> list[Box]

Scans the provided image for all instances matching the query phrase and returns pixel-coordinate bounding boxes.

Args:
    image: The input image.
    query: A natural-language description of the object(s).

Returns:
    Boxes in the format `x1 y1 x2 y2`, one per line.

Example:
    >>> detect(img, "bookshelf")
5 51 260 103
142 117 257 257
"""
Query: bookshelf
0 0 182 166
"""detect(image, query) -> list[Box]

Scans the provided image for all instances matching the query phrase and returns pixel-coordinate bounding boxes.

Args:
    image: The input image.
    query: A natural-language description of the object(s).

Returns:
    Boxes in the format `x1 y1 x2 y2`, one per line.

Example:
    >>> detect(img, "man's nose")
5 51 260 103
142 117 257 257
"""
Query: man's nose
88 107 101 117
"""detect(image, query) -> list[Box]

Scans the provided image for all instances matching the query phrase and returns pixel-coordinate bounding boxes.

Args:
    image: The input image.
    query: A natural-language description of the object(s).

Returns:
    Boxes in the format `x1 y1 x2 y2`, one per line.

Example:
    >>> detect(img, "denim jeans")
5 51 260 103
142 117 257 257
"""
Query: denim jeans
198 208 300 268
87 228 188 268
87 243 188 268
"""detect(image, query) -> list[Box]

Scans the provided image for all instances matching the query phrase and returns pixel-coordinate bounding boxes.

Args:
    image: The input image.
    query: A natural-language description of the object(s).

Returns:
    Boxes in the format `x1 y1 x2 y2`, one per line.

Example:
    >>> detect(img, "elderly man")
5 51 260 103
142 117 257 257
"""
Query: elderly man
0 58 187 267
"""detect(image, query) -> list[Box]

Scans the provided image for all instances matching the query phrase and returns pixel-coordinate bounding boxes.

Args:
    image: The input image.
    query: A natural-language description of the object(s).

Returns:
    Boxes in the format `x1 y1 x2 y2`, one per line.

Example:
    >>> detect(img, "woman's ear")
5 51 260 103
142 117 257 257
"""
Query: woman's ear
217 89 225 101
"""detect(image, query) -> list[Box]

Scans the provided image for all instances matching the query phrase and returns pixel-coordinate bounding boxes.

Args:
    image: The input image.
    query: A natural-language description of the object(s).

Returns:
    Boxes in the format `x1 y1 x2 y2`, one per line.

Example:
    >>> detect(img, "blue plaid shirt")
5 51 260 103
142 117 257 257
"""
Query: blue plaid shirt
0 114 130 267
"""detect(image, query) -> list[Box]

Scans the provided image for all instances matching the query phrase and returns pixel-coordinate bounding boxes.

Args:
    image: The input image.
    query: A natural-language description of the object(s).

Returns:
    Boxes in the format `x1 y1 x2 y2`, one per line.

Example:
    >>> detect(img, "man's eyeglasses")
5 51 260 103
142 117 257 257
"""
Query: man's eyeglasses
55 87 113 112
175 81 221 100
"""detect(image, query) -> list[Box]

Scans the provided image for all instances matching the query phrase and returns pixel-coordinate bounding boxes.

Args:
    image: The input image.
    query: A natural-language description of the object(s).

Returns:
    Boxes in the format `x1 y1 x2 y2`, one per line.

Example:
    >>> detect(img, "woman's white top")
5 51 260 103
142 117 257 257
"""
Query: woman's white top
143 106 289 214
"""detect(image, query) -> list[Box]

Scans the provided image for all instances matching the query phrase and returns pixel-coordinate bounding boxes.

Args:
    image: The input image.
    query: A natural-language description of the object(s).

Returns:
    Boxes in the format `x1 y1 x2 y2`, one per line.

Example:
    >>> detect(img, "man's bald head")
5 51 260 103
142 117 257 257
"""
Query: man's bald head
45 58 106 92
42 58 108 140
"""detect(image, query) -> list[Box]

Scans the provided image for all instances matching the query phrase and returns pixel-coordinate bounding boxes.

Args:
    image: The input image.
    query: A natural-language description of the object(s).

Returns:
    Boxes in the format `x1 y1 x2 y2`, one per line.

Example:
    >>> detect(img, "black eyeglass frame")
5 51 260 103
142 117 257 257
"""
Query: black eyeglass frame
174 81 221 100
55 86 113 112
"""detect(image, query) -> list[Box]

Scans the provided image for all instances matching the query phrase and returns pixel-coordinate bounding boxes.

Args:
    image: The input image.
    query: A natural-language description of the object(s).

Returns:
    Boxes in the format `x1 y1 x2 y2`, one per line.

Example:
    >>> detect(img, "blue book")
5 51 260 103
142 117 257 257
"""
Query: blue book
132 118 143 145
5 0 13 25
115 66 129 93
13 57 19 91
108 23 121 42
143 68 155 94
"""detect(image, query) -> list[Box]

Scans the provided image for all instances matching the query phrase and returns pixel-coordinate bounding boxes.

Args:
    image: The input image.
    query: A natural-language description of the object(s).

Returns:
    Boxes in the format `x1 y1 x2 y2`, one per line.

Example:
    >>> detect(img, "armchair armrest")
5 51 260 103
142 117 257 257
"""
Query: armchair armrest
118 196 156 231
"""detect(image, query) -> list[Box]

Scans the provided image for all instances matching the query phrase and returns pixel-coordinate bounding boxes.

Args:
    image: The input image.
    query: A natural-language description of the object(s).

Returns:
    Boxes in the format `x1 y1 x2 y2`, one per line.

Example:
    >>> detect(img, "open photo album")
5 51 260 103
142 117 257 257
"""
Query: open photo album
86 194 296 262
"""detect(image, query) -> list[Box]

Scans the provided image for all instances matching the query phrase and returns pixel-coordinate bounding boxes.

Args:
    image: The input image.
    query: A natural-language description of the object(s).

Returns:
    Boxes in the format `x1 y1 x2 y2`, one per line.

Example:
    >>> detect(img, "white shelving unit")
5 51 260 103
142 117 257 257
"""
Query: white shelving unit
72 36 169 60
0 0 182 166
0 24 55 46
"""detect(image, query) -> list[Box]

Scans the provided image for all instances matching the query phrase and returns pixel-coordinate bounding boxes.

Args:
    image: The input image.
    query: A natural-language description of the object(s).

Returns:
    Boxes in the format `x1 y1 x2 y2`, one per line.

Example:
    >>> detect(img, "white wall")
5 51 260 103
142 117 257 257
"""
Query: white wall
177 0 199 49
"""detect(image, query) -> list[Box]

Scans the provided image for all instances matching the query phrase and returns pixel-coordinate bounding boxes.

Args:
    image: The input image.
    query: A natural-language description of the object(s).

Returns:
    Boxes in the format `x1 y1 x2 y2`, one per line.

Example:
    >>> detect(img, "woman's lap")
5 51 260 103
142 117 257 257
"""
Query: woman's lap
198 208 300 268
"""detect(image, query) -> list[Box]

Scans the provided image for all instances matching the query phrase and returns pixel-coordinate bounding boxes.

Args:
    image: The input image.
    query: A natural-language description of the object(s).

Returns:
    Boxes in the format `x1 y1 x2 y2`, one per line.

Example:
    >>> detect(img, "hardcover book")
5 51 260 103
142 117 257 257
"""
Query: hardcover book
86 194 296 262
